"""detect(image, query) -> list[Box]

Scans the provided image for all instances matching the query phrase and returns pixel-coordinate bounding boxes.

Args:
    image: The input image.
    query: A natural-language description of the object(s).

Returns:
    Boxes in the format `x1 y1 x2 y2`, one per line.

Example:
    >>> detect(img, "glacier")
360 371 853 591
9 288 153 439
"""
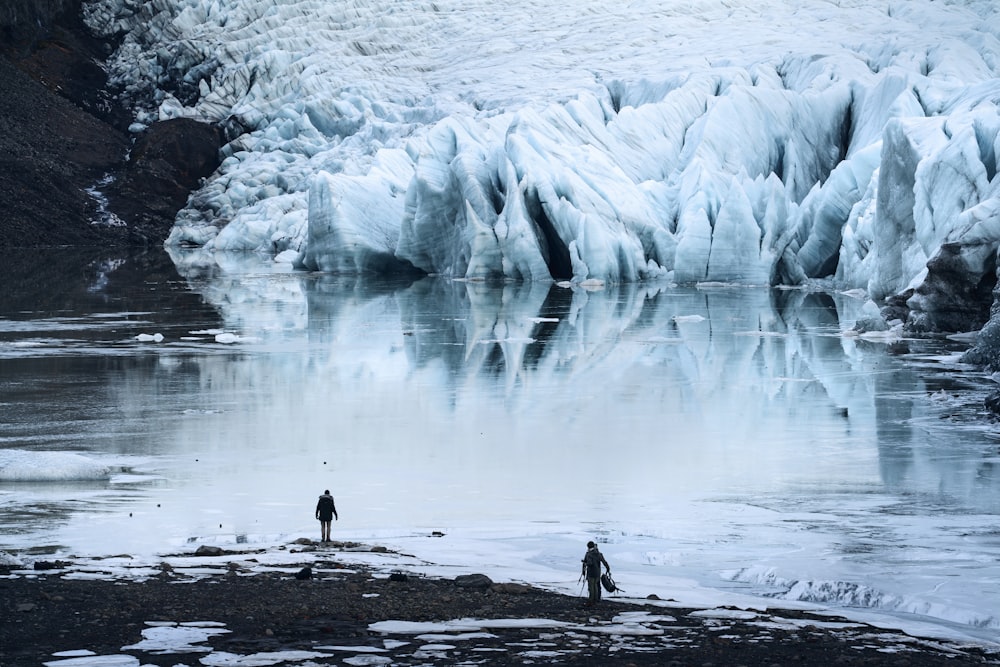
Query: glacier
83 0 1000 332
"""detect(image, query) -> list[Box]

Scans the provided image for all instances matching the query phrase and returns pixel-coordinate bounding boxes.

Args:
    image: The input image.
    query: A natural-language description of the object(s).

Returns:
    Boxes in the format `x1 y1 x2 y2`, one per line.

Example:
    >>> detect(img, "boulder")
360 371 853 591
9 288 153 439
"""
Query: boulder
454 573 493 589
194 545 224 557
905 242 997 333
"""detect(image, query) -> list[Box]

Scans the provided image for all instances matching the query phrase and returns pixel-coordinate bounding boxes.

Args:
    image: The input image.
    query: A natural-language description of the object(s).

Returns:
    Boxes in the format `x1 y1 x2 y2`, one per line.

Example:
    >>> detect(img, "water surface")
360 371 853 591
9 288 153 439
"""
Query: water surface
1 248 998 641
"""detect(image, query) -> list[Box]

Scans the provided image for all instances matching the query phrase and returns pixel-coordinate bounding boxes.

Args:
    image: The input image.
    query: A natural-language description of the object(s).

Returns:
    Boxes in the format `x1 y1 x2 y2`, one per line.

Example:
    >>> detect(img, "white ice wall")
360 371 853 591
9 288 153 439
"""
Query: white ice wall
84 0 1000 300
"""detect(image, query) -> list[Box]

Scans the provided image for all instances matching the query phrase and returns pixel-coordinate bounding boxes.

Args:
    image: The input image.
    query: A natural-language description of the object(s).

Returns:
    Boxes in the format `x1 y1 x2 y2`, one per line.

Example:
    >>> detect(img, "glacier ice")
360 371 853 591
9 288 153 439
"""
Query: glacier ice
84 0 1000 330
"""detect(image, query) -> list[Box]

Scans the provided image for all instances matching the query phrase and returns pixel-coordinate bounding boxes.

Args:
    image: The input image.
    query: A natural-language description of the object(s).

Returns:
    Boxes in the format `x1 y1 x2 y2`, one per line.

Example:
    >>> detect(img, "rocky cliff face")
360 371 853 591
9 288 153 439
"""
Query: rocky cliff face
0 0 222 248
0 0 78 50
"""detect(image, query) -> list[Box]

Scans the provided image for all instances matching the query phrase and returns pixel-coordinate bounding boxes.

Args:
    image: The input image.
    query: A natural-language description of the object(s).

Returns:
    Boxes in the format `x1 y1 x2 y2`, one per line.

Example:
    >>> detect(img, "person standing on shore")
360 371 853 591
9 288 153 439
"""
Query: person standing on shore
315 490 338 542
581 540 611 606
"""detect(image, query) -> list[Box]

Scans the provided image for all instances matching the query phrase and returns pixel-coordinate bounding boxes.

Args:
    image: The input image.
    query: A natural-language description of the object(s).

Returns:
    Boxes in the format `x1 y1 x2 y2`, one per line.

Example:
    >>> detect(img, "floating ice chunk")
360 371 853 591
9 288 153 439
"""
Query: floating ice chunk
369 618 569 635
123 623 230 654
585 623 665 637
369 621 478 634
201 650 332 665
0 449 113 482
857 323 904 342
612 612 677 624
342 656 394 666
134 333 164 342
689 608 759 620
0 551 24 567
42 656 138 667
415 632 496 641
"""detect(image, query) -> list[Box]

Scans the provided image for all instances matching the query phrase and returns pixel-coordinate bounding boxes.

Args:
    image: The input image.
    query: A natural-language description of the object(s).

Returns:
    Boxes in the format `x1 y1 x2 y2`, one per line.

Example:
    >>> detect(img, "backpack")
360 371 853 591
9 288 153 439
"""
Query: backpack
601 572 621 593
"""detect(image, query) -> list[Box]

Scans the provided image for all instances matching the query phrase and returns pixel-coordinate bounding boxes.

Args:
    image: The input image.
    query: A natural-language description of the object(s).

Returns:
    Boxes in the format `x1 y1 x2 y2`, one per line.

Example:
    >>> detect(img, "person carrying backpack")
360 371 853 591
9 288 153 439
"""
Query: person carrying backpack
315 490 338 543
581 540 611 606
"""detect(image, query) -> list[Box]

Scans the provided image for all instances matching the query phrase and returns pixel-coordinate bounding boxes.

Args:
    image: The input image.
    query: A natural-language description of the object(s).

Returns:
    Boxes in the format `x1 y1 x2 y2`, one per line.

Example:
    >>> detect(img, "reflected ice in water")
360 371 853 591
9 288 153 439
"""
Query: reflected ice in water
1 249 999 639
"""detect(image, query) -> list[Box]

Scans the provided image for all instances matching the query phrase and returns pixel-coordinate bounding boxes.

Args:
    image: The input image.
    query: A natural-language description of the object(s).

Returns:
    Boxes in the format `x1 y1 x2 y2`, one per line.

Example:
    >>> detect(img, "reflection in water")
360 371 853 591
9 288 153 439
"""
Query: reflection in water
159 257 995 509
2 249 999 634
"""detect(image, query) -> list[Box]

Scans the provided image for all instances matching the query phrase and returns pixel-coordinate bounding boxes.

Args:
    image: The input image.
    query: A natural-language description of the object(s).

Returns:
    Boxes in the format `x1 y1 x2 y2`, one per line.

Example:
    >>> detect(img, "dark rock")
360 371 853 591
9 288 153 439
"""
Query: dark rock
962 313 1000 371
294 567 312 580
110 117 223 242
985 390 1000 416
454 573 493 589
389 572 408 582
0 55 129 248
492 582 533 595
194 546 224 557
906 242 997 333
0 1 220 249
880 289 913 326
0 0 79 54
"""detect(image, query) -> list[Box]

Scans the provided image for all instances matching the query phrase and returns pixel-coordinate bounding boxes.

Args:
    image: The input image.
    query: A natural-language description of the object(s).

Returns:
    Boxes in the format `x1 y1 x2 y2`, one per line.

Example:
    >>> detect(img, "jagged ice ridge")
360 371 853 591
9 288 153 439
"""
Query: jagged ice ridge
84 0 1000 331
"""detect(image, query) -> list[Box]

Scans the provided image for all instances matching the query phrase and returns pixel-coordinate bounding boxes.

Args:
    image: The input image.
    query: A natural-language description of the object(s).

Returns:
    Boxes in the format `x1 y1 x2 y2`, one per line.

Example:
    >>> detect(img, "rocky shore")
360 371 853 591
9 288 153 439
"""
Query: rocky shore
1 540 997 666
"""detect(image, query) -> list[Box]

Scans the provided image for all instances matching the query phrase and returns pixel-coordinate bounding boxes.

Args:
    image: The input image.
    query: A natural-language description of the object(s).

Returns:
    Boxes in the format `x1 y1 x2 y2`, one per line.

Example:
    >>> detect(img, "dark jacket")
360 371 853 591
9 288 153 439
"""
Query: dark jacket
315 493 338 521
582 546 610 579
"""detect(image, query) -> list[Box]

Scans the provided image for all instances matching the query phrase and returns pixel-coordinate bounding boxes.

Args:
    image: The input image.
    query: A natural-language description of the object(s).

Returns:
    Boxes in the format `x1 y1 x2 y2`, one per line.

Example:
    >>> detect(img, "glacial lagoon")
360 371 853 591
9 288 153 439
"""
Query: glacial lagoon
2 248 999 643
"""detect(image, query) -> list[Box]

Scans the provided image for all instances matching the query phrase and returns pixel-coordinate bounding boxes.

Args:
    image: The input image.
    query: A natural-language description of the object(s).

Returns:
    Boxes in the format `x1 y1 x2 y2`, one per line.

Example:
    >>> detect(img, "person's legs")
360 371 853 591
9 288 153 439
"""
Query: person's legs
587 578 600 604
320 520 331 542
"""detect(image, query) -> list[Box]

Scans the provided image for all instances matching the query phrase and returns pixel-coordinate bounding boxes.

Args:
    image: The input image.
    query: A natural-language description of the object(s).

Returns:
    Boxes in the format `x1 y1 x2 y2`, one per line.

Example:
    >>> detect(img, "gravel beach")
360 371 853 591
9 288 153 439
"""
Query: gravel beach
2 541 997 667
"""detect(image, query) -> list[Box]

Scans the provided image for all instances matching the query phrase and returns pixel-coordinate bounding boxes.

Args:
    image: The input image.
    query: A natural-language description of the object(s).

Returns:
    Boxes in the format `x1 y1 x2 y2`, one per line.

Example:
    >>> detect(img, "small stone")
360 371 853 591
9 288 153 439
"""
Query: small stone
17 603 36 612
